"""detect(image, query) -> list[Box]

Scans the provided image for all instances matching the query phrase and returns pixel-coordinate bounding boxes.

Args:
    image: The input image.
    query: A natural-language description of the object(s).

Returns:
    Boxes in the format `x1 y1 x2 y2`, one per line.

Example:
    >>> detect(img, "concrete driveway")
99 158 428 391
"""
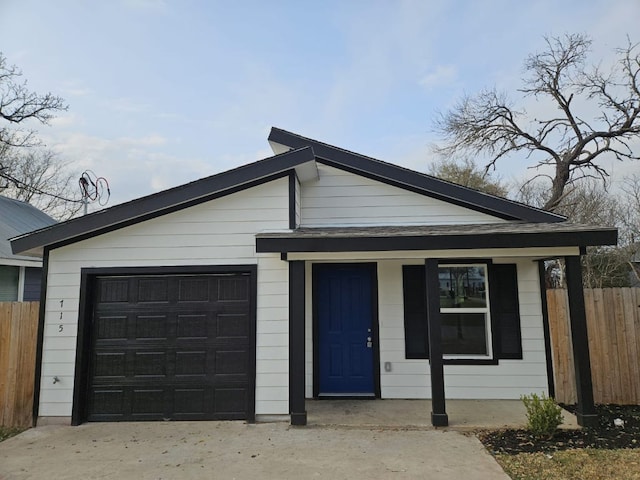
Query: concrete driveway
0 421 510 480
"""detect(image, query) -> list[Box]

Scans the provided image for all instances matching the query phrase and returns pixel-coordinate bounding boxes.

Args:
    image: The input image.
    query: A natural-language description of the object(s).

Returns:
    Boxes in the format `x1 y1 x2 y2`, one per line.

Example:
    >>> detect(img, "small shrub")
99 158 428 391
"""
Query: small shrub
521 392 564 439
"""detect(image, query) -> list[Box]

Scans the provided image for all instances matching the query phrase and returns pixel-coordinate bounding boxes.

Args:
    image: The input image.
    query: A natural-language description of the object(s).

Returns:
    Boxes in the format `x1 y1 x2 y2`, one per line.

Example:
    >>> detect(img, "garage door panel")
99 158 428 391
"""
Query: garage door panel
215 349 249 375
175 350 207 376
96 315 128 340
215 388 247 415
87 272 254 422
89 388 126 418
218 276 249 301
94 352 127 378
135 315 168 339
133 351 167 377
137 278 170 303
178 278 211 302
98 279 129 303
216 313 250 338
176 314 208 338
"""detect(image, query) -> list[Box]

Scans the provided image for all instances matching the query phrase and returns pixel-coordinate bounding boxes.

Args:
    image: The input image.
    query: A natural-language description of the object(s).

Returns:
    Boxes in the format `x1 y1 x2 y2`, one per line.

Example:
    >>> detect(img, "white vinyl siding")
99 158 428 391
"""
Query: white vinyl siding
305 257 548 400
39 178 290 418
300 164 507 227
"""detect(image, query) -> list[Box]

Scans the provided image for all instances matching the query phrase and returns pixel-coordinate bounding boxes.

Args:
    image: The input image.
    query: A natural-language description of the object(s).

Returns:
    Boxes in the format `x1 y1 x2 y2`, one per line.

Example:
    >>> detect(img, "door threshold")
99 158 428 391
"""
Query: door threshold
317 393 376 399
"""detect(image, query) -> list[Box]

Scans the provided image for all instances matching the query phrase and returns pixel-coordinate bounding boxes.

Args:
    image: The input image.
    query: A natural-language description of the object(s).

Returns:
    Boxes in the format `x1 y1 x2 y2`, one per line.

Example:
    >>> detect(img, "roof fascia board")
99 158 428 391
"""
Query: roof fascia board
255 229 617 253
0 258 43 267
12 147 316 254
268 127 565 223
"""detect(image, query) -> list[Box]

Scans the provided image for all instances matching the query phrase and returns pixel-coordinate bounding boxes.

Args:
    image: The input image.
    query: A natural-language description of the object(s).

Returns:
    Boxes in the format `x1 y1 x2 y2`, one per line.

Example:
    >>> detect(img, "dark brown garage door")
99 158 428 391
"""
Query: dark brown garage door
86 272 255 422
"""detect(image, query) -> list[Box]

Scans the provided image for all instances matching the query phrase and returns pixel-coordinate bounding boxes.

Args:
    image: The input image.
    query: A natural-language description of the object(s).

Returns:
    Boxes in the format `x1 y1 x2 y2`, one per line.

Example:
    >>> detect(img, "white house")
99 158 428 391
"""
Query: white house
11 128 616 427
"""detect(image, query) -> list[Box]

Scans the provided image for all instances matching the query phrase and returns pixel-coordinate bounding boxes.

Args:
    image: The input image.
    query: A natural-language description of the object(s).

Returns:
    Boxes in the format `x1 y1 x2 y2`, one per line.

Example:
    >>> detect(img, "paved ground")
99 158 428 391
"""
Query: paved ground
2 400 578 479
0 421 510 480
306 398 578 430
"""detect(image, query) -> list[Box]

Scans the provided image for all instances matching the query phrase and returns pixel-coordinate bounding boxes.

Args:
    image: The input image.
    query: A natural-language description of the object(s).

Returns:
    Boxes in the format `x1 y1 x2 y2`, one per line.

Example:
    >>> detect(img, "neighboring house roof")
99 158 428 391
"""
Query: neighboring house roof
10 128 616 256
0 195 56 264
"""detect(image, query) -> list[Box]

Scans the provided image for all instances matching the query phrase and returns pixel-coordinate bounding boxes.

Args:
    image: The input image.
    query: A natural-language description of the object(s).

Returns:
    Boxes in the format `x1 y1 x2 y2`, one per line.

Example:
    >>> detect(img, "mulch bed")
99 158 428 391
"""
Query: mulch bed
478 404 640 454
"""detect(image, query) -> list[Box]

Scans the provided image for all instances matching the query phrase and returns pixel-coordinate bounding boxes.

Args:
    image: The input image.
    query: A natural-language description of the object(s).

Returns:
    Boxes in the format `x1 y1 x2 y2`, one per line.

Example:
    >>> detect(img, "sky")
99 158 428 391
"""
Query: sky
1 0 639 210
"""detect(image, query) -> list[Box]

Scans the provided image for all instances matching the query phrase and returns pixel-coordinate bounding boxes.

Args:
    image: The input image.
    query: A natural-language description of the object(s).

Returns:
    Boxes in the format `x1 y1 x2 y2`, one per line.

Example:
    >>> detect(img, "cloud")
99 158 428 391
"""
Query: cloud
420 65 458 90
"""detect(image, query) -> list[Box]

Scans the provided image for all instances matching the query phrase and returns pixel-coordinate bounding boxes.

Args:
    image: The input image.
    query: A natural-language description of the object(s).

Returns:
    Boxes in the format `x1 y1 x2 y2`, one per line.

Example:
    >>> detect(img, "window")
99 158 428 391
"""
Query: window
439 264 490 357
402 262 522 363
0 265 19 302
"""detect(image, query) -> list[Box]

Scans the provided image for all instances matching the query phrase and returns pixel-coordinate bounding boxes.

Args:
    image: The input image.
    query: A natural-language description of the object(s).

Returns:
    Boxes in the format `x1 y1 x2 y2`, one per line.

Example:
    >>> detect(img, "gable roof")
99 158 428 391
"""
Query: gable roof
11 146 316 256
268 127 565 223
0 195 56 263
10 128 583 257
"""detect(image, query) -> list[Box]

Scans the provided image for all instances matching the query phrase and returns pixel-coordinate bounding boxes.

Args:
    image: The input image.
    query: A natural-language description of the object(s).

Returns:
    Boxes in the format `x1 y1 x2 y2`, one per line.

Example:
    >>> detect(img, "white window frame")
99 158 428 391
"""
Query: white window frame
439 263 493 360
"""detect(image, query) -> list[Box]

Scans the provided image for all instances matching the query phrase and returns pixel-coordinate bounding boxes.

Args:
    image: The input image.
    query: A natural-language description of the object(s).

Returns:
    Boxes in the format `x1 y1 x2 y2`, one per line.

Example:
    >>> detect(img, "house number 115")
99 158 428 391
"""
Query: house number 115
59 299 64 332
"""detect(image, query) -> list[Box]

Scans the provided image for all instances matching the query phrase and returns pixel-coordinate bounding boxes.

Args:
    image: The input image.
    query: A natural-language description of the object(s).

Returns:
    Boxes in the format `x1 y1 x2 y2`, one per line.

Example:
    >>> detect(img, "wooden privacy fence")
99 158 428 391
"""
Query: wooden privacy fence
0 302 39 428
547 288 640 405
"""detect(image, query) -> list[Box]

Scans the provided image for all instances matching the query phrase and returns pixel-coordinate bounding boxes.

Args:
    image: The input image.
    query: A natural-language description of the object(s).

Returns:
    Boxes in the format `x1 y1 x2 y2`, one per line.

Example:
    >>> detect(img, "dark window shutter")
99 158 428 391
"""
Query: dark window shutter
402 265 429 359
489 264 523 359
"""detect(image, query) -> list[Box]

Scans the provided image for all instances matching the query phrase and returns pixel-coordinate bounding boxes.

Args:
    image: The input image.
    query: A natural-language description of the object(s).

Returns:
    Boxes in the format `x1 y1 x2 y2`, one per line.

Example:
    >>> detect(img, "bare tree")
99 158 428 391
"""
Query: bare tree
517 179 634 287
0 52 83 219
0 148 83 219
434 34 640 211
0 52 67 150
428 157 508 197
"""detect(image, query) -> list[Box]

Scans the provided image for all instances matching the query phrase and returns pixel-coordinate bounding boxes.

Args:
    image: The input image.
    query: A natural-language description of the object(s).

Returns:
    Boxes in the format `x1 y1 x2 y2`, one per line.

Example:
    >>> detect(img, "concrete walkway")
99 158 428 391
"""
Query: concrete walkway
306 399 579 430
0 401 578 479
0 421 511 480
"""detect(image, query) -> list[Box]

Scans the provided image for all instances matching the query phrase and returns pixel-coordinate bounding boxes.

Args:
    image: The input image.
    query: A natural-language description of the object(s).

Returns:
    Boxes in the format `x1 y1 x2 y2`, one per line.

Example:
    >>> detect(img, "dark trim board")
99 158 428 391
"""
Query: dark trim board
289 261 306 425
288 172 297 230
311 263 381 399
256 229 618 253
538 260 556 398
564 256 597 427
71 264 258 425
32 247 49 426
425 258 448 427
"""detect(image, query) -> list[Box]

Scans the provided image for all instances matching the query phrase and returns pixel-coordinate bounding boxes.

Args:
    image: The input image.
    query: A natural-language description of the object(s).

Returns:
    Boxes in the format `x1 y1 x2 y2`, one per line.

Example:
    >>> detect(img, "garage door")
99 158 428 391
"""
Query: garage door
85 272 254 422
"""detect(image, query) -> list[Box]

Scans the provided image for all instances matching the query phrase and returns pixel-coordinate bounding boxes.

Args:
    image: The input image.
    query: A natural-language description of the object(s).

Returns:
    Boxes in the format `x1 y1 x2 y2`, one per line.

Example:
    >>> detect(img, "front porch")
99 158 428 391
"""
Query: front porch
305 399 579 431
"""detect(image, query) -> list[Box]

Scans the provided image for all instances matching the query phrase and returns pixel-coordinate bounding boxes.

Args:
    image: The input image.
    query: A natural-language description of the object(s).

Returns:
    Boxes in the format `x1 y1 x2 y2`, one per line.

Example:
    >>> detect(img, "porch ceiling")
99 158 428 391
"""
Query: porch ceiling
255 222 618 253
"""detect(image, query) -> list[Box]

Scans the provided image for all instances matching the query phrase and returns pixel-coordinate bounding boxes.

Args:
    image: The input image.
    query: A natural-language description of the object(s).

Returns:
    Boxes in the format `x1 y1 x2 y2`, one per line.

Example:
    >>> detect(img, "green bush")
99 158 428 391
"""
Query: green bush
521 393 564 439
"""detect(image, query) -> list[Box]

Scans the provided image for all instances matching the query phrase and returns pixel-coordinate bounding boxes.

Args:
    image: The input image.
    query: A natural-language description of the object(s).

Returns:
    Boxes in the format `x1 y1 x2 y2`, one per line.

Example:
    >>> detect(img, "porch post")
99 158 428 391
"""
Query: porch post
564 255 597 427
289 260 307 425
425 258 448 426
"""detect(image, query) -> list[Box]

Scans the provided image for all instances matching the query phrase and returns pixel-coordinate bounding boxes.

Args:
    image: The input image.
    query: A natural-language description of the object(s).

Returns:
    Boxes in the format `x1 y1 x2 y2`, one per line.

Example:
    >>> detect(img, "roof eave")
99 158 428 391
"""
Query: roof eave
268 127 566 224
11 146 316 255
256 228 618 253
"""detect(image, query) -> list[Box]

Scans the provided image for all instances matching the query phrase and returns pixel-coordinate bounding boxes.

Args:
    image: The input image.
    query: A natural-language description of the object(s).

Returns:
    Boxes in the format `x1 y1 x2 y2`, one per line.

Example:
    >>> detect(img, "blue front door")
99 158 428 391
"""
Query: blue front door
315 264 375 396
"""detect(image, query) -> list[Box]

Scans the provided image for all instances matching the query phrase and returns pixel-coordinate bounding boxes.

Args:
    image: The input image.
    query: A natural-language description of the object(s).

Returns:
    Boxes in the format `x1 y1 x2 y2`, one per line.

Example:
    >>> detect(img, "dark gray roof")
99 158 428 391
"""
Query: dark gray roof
255 223 618 253
268 127 566 223
0 195 56 262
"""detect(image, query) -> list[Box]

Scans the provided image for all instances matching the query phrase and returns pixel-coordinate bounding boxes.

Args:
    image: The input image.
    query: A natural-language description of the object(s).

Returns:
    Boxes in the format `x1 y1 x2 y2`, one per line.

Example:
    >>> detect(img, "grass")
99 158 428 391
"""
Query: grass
496 449 640 480
0 426 25 442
